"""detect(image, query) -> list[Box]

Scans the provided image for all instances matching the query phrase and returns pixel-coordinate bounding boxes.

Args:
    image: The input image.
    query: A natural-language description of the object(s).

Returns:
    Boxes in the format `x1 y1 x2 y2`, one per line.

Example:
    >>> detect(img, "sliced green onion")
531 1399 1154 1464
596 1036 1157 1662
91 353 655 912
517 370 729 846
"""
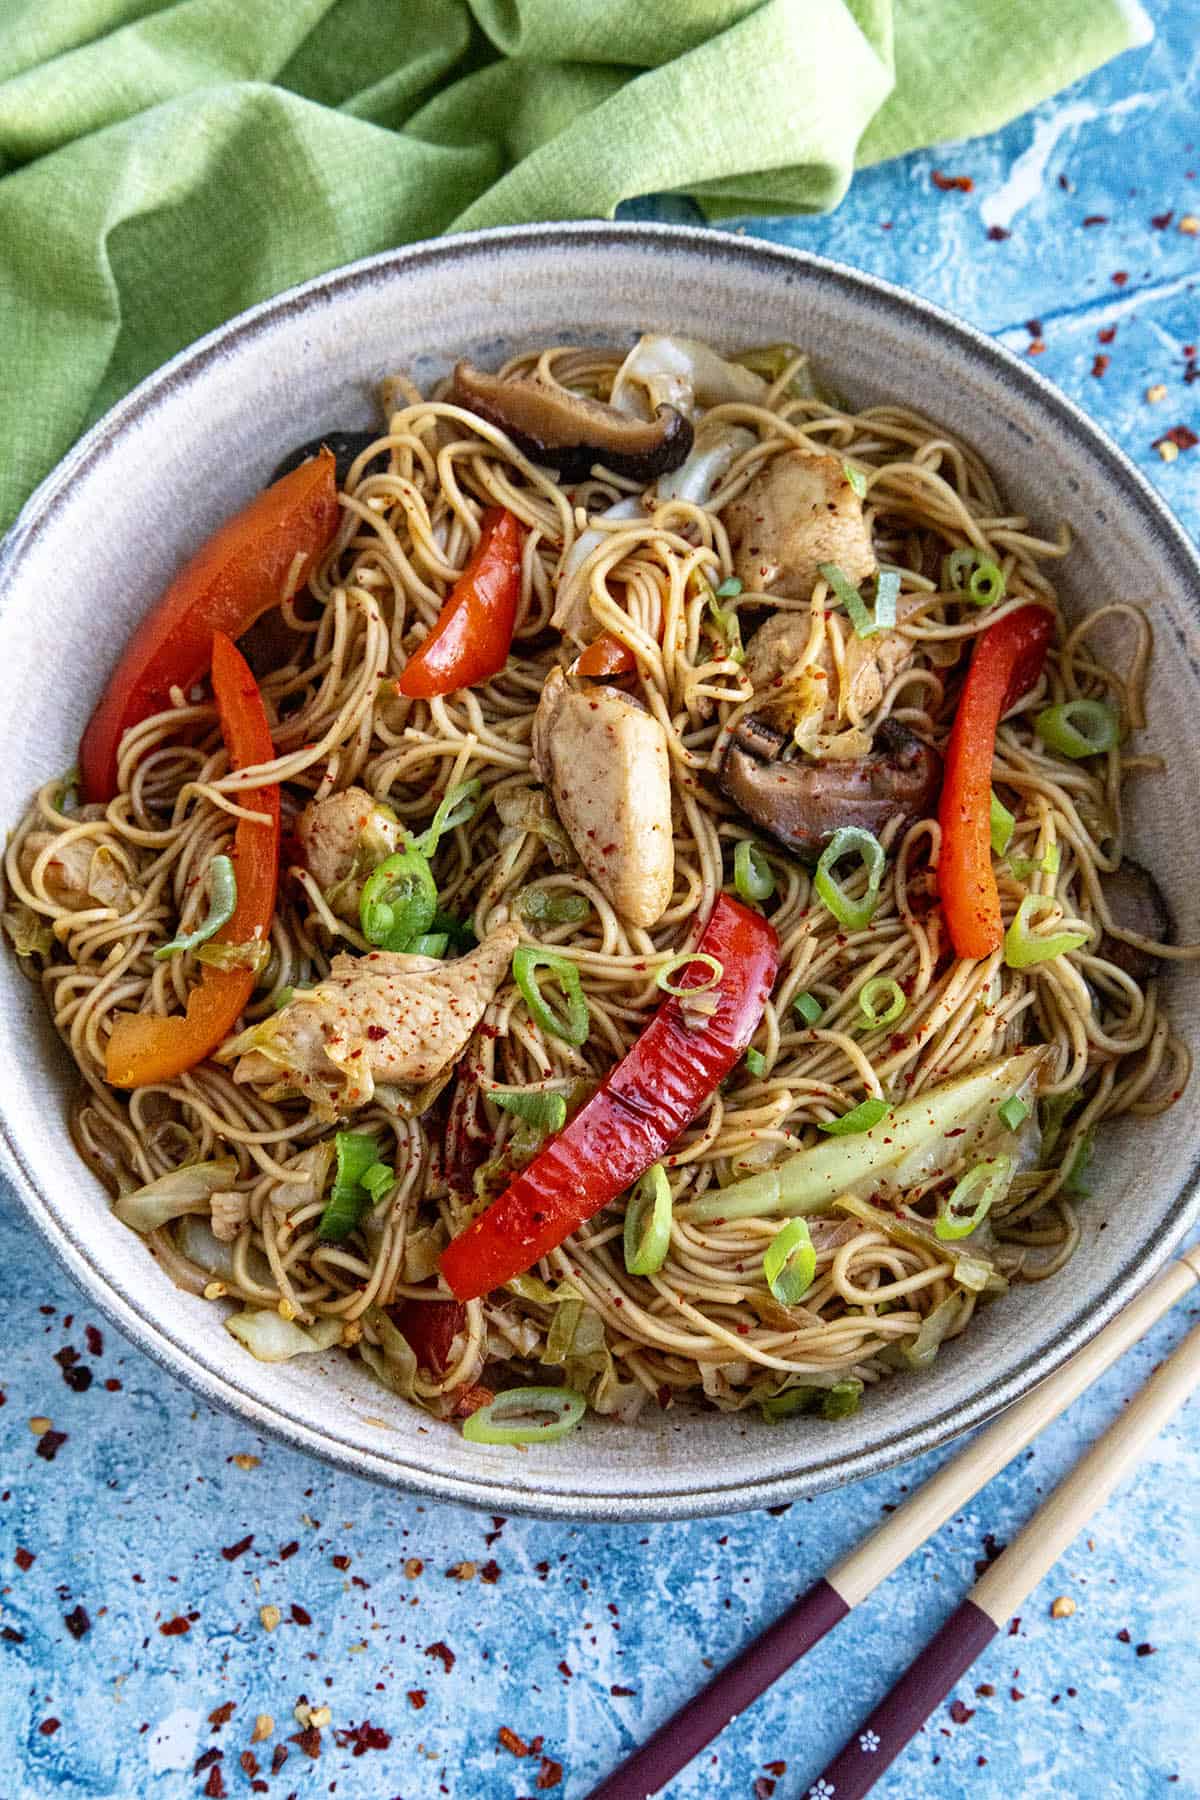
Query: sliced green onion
517 889 592 926
998 1095 1030 1132
360 1162 394 1202
733 839 775 903
763 1218 816 1305
462 1385 586 1445
1035 700 1119 760
990 790 1015 856
843 462 868 498
822 1377 863 1419
714 576 743 599
745 1048 767 1078
512 945 590 1046
819 1096 889 1135
359 847 437 951
858 975 906 1030
944 546 1007 608
431 907 478 954
935 1154 1013 1240
271 985 295 1011
793 991 823 1026
819 561 900 639
623 1163 673 1276
705 590 744 663
1063 1129 1094 1196
494 1089 568 1135
410 779 483 859
1039 1091 1078 1161
872 569 900 632
195 937 270 974
55 766 80 814
814 826 886 931
154 855 237 961
760 1386 822 1422
655 951 723 998
1003 893 1089 968
1009 841 1061 881
318 1131 381 1242
406 932 449 958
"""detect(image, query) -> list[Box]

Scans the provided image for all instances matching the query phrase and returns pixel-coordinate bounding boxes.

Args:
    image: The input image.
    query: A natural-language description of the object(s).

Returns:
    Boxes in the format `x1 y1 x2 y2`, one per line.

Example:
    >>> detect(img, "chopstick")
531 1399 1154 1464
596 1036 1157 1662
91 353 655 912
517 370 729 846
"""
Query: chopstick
586 1247 1200 1800
812 1287 1200 1798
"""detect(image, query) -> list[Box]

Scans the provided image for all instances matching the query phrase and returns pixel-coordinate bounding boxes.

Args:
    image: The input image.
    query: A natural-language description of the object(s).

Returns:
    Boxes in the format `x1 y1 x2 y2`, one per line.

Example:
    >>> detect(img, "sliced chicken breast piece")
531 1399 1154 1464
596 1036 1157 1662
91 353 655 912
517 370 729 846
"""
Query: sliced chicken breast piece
296 787 401 922
532 666 674 928
224 923 519 1117
725 449 876 601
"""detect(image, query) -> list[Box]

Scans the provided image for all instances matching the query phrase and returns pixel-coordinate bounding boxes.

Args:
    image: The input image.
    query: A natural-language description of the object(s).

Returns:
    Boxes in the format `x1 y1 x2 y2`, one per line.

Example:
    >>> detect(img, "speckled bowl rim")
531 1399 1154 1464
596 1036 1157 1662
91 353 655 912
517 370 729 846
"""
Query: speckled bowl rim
2 220 1199 1521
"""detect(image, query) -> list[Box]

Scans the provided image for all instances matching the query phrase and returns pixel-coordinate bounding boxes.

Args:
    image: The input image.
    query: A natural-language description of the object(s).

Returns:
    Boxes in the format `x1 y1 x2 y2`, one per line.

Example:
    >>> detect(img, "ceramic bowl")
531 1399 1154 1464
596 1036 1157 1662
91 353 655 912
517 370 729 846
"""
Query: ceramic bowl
2 222 1198 1520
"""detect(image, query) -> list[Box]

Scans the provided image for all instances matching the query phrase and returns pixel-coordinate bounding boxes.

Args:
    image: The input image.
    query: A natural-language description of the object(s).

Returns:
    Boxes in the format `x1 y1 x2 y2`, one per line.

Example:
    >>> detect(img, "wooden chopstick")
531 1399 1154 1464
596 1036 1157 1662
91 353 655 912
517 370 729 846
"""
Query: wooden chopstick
811 1287 1200 1799
586 1247 1200 1800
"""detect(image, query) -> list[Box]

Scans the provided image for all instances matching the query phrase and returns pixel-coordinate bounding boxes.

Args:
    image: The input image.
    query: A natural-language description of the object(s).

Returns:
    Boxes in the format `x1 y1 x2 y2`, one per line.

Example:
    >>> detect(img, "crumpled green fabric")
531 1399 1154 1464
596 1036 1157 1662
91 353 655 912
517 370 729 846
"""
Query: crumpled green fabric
0 0 1146 529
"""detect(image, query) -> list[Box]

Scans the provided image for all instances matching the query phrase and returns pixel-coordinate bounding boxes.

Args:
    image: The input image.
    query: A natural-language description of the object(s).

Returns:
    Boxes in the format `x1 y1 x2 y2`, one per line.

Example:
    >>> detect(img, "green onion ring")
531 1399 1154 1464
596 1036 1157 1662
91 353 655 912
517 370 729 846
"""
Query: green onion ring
623 1164 673 1276
842 462 868 498
998 1095 1030 1132
655 951 724 998
494 1088 568 1135
819 562 900 639
989 790 1015 856
461 1386 587 1445
763 1218 817 1305
858 975 906 1029
733 839 775 903
793 991 822 1025
1035 699 1120 759
814 826 887 931
819 1095 889 1135
359 847 437 952
1003 894 1089 968
944 546 1007 607
935 1155 1013 1241
410 778 483 859
512 944 590 1046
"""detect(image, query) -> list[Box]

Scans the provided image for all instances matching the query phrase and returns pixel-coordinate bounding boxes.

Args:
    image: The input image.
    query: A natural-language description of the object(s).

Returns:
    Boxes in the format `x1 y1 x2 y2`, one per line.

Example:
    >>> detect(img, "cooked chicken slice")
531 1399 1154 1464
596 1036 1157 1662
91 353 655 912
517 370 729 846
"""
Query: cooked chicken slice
223 923 519 1117
209 1190 250 1242
743 601 917 732
296 787 400 922
726 449 875 601
18 832 136 912
532 666 673 928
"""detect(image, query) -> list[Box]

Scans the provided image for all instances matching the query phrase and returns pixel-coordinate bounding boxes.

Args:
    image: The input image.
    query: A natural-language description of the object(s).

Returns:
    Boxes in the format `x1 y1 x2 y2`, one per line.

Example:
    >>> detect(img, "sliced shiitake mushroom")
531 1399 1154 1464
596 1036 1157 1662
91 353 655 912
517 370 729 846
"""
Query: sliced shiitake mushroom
1099 858 1173 980
720 716 942 856
451 360 693 483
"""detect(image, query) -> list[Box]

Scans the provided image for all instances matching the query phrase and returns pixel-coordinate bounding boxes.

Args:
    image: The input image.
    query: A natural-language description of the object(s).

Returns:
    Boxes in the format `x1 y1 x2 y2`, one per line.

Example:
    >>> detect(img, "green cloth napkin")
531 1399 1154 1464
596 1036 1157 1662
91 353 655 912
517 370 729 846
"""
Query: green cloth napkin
0 0 1146 531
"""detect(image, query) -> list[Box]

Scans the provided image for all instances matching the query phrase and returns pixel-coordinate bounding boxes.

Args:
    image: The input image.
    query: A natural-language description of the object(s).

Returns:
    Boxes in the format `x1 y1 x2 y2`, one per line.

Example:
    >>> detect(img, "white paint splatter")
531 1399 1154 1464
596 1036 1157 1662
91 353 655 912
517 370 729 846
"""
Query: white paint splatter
146 1706 202 1775
980 88 1161 233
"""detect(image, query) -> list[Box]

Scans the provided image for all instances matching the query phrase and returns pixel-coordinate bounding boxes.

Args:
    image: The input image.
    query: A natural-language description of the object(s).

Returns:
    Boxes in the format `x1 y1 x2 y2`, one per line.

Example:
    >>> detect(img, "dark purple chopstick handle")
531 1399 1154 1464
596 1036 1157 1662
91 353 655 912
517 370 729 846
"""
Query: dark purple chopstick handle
587 1577 849 1799
804 1598 998 1800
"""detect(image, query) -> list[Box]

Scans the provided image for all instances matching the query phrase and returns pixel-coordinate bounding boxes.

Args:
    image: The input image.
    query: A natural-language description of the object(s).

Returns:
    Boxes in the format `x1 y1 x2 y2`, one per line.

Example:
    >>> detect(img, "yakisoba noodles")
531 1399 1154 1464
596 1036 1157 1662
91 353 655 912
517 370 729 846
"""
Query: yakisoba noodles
7 334 1197 1442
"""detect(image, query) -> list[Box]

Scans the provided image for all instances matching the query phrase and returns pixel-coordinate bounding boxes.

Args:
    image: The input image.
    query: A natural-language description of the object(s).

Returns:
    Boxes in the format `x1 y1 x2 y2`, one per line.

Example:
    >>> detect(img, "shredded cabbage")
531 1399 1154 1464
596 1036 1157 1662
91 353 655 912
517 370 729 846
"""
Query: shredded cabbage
114 1158 239 1234
610 335 768 420
225 1308 342 1362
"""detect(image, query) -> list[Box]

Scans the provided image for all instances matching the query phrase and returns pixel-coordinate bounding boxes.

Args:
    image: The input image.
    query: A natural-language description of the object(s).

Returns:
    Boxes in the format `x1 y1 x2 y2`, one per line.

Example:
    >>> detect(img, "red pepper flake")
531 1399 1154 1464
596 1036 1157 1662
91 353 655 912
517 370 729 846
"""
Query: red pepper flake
537 1757 564 1790
239 1751 259 1779
271 1743 289 1774
85 1325 104 1357
1098 325 1117 344
1010 1687 1025 1701
38 1718 61 1736
407 1690 427 1710
104 1378 122 1392
208 1701 235 1730
498 1727 530 1757
610 1685 636 1697
1117 1627 1132 1643
1136 1642 1157 1656
558 1661 572 1679
290 1727 322 1759
334 1721 392 1756
63 1605 91 1640
1092 355 1111 379
278 1540 299 1560
54 1347 92 1393
194 1749 222 1776
15 1546 34 1570
289 1603 311 1626
1008 1616 1021 1637
366 1024 387 1041
764 1763 787 1777
1112 270 1129 286
159 1616 190 1636
203 1763 227 1799
1151 210 1174 229
1082 214 1108 226
36 1429 68 1461
932 170 973 192
754 1781 776 1800
987 225 1010 241
331 1553 351 1571
949 1700 975 1724
425 1641 455 1673
1027 340 1046 356
1157 425 1198 450
220 1534 254 1562
1 1627 25 1644
479 1559 501 1585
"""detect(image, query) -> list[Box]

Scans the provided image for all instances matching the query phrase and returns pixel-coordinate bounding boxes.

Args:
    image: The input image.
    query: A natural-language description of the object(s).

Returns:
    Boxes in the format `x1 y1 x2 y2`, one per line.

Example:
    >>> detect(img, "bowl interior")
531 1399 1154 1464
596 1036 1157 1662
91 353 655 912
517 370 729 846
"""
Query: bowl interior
2 223 1199 1519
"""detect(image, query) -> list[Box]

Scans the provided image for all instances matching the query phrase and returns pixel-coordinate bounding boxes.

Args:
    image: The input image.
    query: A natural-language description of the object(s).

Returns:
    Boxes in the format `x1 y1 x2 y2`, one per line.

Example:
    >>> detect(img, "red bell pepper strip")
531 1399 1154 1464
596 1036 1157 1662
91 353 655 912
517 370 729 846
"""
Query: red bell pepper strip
80 451 338 803
389 1297 465 1378
396 506 524 699
105 632 281 1088
576 631 636 680
439 895 779 1302
938 603 1055 961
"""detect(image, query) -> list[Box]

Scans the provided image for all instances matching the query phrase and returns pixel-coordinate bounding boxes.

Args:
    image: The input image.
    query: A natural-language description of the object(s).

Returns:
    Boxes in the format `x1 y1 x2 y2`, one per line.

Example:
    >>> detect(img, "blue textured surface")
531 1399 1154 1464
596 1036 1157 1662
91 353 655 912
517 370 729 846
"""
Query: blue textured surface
4 7 1200 1796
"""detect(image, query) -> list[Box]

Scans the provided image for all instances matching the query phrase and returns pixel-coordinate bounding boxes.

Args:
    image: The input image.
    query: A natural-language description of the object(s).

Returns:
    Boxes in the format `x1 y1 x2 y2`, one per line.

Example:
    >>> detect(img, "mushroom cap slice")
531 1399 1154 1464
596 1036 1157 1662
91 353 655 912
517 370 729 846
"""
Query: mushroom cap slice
452 361 693 484
720 716 942 857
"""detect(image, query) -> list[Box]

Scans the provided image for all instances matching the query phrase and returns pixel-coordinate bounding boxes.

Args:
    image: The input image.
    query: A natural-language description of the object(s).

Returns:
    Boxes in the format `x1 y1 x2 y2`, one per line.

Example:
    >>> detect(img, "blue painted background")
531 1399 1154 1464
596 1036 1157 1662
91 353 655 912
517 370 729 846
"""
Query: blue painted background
3 4 1199 1795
